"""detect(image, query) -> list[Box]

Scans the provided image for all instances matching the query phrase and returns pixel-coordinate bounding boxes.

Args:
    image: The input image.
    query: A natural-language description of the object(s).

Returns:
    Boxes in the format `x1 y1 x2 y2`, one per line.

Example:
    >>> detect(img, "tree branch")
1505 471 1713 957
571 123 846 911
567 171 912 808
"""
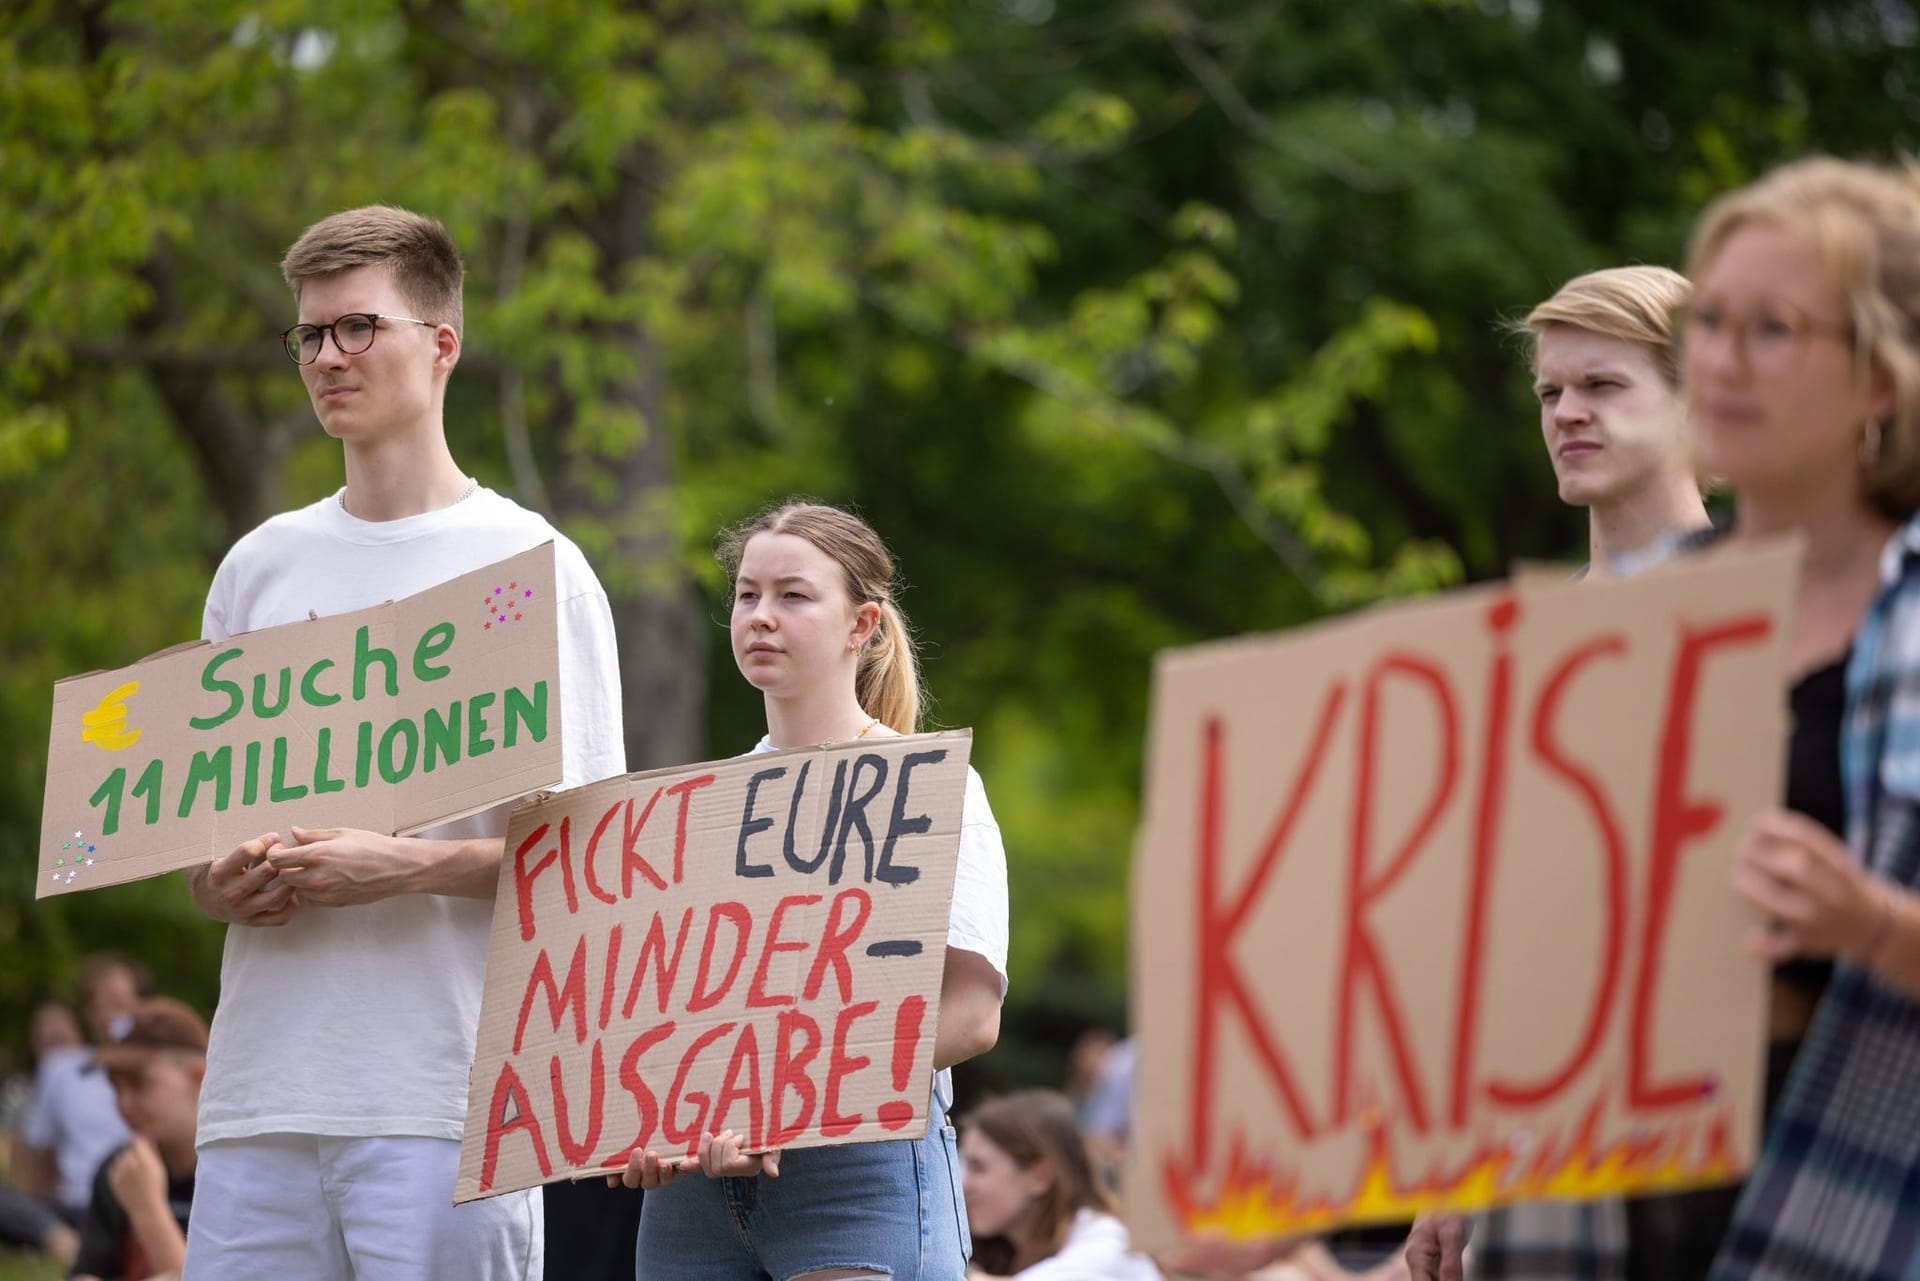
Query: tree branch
862 285 1325 591
1164 17 1396 194
496 86 552 514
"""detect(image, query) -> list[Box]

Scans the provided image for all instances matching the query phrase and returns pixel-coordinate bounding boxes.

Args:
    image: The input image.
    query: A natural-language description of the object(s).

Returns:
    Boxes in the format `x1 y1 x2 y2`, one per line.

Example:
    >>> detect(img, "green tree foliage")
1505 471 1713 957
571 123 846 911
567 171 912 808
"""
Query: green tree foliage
1 0 1915 1084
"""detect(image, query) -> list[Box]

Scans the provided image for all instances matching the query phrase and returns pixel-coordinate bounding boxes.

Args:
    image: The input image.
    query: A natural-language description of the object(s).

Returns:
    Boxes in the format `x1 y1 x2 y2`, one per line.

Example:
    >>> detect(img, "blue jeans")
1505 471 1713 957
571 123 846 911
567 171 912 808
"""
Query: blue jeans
633 1114 970 1280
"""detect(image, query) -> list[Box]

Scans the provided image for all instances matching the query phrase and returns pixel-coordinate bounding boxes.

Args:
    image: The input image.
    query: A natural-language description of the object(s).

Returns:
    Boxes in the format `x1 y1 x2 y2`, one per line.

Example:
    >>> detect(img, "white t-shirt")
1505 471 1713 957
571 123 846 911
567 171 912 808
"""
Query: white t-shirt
748 735 1009 1114
195 488 626 1144
1014 1209 1161 1281
20 1046 130 1212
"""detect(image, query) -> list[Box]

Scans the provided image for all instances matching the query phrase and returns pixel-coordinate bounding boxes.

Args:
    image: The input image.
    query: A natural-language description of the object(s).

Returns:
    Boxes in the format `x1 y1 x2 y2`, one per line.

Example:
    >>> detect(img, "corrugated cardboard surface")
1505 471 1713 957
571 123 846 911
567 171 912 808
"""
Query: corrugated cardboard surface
456 730 971 1203
1127 539 1797 1249
38 544 562 896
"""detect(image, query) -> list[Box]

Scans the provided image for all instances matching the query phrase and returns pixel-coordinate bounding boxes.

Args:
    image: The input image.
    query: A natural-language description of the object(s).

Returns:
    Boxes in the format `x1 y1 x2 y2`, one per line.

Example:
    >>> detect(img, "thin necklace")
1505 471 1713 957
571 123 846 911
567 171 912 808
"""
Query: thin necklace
339 475 479 512
856 717 879 738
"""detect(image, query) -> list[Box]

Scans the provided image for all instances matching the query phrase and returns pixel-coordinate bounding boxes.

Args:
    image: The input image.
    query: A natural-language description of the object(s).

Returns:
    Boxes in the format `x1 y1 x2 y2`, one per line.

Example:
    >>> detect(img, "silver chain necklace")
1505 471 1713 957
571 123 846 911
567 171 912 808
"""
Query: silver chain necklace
338 475 479 512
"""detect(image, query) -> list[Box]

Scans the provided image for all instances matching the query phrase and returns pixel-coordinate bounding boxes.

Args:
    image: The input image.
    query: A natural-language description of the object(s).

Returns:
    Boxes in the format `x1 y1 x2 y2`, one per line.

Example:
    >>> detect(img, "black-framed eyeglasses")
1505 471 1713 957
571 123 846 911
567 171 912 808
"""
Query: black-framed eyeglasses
280 312 437 365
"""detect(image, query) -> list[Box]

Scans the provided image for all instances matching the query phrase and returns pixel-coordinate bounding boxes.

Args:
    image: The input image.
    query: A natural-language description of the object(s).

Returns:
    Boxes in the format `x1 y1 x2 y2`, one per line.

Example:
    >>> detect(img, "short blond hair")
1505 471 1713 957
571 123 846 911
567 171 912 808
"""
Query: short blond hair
1686 156 1920 521
280 206 464 334
1517 265 1692 386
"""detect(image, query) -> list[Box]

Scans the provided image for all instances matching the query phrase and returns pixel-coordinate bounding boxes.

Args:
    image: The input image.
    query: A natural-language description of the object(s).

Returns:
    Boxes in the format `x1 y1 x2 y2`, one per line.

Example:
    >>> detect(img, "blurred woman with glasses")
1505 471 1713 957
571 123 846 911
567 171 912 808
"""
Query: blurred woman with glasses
1667 156 1920 1279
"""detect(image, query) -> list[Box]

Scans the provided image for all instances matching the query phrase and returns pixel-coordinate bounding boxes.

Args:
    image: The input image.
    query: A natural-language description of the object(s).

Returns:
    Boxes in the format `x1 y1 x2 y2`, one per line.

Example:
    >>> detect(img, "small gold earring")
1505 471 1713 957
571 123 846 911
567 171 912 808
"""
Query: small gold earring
1863 419 1886 469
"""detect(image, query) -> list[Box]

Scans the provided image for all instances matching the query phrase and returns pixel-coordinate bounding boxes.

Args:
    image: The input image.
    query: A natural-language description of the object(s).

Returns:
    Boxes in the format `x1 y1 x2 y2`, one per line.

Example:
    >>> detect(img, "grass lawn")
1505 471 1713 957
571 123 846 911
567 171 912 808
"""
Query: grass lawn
0 1253 62 1281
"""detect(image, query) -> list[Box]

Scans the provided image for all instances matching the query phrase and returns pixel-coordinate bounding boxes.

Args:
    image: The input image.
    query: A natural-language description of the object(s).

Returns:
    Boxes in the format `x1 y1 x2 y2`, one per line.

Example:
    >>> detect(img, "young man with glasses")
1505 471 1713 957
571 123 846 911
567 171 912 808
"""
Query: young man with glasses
180 206 626 1281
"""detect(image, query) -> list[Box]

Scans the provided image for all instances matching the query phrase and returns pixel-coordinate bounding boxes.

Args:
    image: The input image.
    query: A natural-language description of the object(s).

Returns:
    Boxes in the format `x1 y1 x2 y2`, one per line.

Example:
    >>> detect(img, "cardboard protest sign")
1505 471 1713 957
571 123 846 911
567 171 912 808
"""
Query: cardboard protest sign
38 544 562 896
1126 539 1798 1249
455 730 971 1203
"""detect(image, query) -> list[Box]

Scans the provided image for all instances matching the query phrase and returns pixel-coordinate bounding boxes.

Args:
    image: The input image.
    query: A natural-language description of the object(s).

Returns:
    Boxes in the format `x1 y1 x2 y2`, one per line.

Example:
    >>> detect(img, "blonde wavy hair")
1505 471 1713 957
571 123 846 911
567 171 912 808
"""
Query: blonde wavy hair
1686 156 1920 520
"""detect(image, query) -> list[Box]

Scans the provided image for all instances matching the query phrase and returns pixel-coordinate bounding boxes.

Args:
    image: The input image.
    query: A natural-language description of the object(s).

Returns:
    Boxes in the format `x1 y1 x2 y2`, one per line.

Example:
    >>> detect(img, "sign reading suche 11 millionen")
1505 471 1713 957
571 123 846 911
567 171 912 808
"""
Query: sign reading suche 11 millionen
37 544 563 897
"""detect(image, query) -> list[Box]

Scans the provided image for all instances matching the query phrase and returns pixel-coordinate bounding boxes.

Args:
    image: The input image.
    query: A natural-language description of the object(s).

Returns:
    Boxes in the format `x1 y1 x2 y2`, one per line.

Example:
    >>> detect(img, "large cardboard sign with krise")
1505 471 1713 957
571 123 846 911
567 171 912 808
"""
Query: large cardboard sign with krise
39 544 562 896
1127 540 1798 1248
455 731 971 1203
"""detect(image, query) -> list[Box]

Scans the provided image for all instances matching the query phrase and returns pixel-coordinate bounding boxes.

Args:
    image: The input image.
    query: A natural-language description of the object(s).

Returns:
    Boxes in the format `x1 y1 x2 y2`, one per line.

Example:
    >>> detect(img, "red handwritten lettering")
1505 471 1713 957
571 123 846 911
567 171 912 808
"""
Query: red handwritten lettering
748 893 821 1009
1192 695 1342 1167
480 1060 551 1191
1630 616 1771 1110
688 902 754 1014
804 888 872 1003
768 1009 822 1146
513 935 589 1055
665 774 720 885
603 1020 676 1168
550 1040 606 1166
712 1024 765 1149
821 1000 879 1137
1485 635 1630 1108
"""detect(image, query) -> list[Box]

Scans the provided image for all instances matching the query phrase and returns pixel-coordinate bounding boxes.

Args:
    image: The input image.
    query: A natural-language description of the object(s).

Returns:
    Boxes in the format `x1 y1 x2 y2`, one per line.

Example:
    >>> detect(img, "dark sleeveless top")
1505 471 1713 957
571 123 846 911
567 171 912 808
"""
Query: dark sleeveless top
1776 652 1847 1000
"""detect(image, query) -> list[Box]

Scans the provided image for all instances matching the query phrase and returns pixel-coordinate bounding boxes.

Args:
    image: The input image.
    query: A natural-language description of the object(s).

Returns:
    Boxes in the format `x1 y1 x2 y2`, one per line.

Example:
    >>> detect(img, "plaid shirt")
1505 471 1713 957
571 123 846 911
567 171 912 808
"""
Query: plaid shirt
1709 516 1920 1280
1469 1202 1629 1281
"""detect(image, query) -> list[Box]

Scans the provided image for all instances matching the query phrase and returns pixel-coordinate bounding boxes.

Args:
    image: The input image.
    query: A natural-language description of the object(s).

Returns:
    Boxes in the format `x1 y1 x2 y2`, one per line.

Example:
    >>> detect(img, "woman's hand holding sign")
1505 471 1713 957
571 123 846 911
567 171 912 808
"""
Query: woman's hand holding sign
605 1131 781 1191
698 1129 781 1178
1732 809 1885 962
608 1148 698 1190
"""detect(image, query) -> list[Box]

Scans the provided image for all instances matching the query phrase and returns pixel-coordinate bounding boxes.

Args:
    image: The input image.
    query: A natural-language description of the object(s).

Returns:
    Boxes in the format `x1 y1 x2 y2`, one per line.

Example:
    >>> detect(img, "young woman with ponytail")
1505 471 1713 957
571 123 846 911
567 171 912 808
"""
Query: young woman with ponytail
616 500 1009 1281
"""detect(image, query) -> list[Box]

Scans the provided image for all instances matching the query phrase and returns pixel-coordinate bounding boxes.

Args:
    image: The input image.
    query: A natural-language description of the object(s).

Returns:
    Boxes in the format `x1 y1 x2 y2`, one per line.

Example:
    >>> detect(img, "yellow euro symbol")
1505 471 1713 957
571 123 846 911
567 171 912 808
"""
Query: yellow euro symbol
80 681 143 752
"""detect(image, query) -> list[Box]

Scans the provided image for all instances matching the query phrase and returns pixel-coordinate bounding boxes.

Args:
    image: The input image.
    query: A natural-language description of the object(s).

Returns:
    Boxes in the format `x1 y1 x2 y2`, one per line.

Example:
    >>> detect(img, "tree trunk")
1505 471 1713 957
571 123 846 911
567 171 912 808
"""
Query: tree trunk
135 247 289 552
580 161 707 771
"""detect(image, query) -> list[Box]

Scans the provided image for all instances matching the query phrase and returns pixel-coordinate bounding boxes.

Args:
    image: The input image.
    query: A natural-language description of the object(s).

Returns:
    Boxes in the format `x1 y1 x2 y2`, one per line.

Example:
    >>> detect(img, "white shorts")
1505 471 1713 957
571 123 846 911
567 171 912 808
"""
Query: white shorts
182 1134 541 1281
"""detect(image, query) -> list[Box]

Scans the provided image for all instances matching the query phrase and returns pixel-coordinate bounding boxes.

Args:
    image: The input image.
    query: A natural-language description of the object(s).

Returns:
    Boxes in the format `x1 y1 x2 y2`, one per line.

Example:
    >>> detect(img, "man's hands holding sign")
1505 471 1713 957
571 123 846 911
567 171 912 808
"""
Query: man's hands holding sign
188 832 298 926
187 821 507 926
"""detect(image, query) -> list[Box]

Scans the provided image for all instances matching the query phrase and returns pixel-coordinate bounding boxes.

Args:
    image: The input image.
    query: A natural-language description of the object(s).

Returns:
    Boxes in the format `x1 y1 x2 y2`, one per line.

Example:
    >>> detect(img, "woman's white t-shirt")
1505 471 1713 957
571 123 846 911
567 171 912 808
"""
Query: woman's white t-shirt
1014 1209 1162 1280
748 734 1009 1113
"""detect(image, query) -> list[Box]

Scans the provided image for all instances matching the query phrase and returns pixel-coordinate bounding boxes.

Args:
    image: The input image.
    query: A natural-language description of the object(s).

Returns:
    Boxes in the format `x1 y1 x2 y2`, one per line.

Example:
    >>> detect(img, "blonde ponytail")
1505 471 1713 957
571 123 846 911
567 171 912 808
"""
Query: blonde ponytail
857 598 923 735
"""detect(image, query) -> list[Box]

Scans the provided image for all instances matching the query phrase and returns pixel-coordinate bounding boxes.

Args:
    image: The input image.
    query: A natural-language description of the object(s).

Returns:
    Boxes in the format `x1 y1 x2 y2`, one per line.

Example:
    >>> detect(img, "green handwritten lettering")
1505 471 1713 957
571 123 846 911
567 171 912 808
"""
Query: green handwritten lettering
189 648 244 731
503 682 549 750
379 718 419 785
89 767 127 836
353 626 398 701
467 692 497 759
269 737 308 802
301 658 341 708
130 758 163 828
242 740 262 806
313 727 346 795
424 702 461 774
413 621 456 683
178 746 233 818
